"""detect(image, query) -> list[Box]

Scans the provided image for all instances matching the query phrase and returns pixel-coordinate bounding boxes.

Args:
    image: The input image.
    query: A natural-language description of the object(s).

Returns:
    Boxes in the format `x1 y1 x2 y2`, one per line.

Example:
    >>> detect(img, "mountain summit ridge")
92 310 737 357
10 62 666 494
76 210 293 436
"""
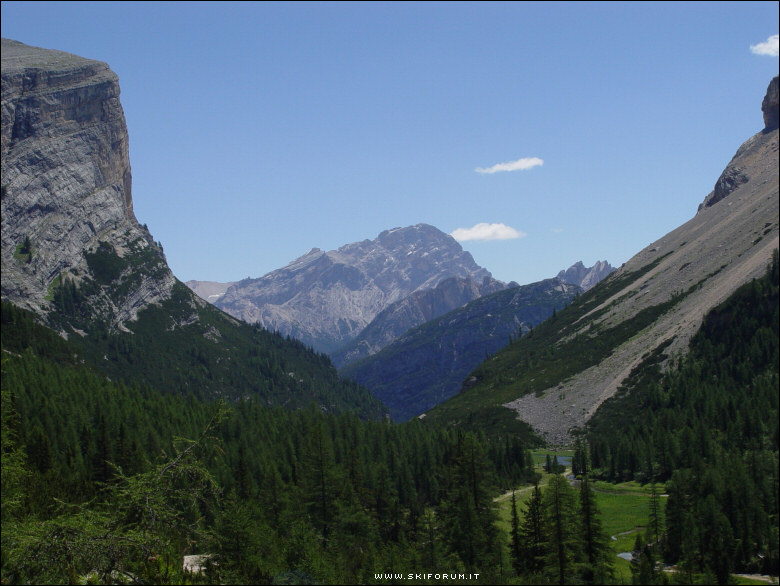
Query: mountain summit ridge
215 223 493 353
556 260 615 291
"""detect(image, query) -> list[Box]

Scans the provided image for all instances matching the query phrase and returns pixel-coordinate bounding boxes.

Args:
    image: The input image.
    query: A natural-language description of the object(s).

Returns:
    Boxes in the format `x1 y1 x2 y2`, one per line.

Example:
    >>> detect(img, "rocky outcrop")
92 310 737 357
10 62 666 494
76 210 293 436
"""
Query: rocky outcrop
331 274 507 367
556 260 615 291
1 39 176 329
762 75 778 131
698 76 778 212
216 223 494 353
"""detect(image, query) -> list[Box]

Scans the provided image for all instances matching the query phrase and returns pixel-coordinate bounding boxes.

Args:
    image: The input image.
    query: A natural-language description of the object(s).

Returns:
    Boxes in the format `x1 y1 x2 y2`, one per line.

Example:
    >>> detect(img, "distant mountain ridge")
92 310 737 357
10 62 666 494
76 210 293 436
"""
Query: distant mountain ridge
340 277 582 421
332 260 613 368
557 260 615 290
185 280 235 303
215 223 493 353
330 274 508 367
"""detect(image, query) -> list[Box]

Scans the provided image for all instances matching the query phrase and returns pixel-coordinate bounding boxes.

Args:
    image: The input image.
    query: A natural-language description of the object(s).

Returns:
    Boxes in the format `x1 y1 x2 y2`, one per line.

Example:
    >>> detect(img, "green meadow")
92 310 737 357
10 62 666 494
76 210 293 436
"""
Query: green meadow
495 454 661 584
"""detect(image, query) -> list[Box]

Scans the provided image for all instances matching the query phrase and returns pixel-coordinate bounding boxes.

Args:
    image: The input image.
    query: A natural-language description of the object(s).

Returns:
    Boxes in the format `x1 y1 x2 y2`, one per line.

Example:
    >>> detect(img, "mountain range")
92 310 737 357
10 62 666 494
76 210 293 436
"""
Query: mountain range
340 277 582 421
189 246 613 369
212 224 495 354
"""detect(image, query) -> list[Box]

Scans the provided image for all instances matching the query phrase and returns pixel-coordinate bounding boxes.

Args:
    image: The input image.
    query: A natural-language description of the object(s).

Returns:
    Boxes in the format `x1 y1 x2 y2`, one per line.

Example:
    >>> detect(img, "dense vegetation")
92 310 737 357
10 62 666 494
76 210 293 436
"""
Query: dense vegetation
2 250 778 584
587 251 780 581
2 301 541 584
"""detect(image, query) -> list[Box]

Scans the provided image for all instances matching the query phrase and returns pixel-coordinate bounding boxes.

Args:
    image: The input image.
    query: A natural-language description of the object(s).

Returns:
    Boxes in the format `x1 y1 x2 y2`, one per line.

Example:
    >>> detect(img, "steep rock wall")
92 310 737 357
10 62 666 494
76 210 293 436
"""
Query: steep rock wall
1 39 176 328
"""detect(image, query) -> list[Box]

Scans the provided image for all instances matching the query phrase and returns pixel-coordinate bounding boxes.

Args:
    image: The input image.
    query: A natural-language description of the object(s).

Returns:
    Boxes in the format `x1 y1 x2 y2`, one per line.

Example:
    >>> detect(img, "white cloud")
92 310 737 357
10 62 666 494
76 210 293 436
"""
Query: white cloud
551 228 564 233
750 34 779 57
475 156 544 174
451 223 527 242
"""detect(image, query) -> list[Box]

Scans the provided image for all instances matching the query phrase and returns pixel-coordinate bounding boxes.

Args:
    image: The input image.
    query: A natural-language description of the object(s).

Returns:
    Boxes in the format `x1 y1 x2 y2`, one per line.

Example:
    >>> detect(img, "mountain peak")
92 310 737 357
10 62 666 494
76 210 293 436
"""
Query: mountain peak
216 224 492 353
556 260 615 291
762 75 779 132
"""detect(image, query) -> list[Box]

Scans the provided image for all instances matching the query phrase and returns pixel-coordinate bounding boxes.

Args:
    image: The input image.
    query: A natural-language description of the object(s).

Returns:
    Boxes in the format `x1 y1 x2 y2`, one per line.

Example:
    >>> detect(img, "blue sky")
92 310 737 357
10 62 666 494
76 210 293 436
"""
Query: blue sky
2 2 778 285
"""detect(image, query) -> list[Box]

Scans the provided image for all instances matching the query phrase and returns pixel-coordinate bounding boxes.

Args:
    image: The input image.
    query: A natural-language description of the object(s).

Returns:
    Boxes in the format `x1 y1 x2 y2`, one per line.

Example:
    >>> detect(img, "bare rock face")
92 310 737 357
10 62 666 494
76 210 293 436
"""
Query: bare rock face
216 224 494 353
762 75 779 131
1 39 176 328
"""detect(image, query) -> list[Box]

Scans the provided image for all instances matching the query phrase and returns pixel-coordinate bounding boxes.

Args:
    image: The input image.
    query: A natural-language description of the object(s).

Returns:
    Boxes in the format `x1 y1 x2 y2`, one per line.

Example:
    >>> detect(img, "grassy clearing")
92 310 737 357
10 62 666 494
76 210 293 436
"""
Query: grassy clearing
494 473 659 583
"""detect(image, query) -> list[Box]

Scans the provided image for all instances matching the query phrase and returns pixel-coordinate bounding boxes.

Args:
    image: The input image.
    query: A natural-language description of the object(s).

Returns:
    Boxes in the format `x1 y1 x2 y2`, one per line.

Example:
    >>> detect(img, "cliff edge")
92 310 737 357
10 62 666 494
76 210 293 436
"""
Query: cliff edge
1 39 177 329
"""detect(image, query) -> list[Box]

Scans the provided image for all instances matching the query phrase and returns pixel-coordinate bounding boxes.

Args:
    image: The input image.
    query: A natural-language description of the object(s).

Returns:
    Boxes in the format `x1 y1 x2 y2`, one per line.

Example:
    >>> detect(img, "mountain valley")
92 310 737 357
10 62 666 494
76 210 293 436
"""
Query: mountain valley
1 33 777 586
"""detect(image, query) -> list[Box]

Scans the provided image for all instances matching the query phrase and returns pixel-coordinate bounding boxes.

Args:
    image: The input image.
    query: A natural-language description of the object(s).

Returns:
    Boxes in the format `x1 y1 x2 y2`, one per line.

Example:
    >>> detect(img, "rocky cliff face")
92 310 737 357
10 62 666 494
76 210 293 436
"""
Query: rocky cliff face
762 75 778 131
215 223 493 353
1 39 177 329
556 260 615 291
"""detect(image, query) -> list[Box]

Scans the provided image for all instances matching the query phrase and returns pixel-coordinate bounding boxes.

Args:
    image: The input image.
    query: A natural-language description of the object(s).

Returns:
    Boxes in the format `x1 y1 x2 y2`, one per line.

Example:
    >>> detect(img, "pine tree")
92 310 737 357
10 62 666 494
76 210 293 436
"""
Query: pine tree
509 490 522 574
543 474 579 585
303 421 337 541
519 483 545 575
573 436 590 477
647 481 663 546
578 474 614 584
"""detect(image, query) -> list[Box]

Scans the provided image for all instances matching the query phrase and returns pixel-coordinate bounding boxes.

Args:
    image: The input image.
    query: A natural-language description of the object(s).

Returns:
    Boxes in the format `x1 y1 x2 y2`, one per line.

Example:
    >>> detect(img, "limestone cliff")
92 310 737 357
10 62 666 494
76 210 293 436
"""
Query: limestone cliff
1 39 177 330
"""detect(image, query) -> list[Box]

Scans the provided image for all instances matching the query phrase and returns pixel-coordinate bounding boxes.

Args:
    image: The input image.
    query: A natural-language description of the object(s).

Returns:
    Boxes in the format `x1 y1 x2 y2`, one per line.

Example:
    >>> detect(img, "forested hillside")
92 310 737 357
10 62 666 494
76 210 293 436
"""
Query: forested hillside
587 251 779 581
341 278 580 422
42 276 385 417
2 301 541 583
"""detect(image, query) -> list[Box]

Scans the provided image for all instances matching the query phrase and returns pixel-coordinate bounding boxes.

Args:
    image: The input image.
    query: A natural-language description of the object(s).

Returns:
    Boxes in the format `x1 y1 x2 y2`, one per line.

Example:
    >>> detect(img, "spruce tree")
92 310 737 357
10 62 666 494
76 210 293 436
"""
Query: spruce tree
519 483 545 576
578 474 613 584
543 474 579 585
